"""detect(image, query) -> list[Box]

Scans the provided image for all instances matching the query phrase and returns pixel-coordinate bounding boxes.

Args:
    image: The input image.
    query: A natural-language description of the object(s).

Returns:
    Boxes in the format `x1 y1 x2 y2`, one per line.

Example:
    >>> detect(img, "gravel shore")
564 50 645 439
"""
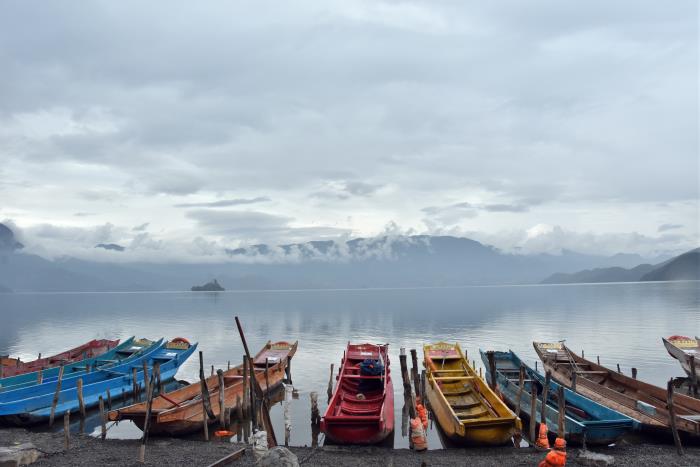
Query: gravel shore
2 428 700 466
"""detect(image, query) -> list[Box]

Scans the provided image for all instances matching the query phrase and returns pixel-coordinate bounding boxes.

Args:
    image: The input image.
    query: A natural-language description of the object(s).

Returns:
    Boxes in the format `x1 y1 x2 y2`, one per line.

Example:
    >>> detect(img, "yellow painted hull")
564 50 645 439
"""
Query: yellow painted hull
423 342 519 446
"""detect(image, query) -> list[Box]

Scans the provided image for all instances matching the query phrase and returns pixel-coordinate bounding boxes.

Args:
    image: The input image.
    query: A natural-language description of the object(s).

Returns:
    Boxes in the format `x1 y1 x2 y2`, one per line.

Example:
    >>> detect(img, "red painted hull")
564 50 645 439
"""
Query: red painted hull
321 343 394 445
0 339 119 377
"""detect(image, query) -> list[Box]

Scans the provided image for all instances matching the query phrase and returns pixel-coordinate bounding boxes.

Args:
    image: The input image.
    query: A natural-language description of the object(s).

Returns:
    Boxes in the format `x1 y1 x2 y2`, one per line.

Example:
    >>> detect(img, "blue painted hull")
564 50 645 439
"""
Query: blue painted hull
0 341 196 424
0 337 136 392
480 350 638 446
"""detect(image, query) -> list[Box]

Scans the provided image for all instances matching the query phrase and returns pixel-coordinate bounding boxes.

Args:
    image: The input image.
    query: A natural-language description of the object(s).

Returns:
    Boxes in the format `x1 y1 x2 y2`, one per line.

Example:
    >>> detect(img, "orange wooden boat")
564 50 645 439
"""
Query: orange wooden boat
108 341 297 435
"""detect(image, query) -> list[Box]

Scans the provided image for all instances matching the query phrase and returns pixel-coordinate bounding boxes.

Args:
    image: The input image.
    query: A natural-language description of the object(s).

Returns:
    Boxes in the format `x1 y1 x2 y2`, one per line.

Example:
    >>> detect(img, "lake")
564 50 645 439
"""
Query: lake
1 281 698 448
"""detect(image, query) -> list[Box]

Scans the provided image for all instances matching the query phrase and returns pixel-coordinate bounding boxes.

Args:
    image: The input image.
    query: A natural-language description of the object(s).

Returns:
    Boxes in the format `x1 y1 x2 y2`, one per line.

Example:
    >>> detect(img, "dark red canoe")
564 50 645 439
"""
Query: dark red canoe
0 339 119 377
321 342 394 445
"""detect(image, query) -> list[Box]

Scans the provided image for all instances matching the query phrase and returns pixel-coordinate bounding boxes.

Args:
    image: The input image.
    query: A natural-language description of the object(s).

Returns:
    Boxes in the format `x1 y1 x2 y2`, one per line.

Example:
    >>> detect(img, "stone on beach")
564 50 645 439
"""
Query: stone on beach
0 443 42 467
257 446 299 467
575 449 615 466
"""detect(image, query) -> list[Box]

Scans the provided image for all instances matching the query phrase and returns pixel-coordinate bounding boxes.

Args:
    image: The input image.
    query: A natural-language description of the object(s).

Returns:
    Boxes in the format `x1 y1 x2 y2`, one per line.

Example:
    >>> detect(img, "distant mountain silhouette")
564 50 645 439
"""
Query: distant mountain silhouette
0 222 677 292
95 243 125 252
541 248 699 284
640 249 700 281
0 223 23 251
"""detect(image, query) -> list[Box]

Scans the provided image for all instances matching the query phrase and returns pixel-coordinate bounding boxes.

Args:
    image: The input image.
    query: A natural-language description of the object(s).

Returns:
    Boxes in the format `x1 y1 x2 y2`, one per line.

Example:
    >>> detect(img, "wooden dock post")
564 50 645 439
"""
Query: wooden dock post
99 395 107 440
235 395 243 441
77 378 86 433
217 369 226 427
142 360 150 397
617 363 621 374
37 368 43 384
571 368 577 392
690 356 698 397
241 357 250 442
283 384 292 447
107 389 112 411
198 351 215 440
327 363 334 403
513 365 525 447
667 379 684 456
581 350 584 358
399 349 416 418
63 411 70 450
138 372 157 463
410 349 420 399
557 386 565 439
310 391 320 425
264 358 270 403
211 364 214 377
597 356 600 365
541 371 550 425
49 365 65 427
486 351 497 390
227 360 231 370
632 368 638 380
132 367 139 402
285 356 293 384
529 386 537 444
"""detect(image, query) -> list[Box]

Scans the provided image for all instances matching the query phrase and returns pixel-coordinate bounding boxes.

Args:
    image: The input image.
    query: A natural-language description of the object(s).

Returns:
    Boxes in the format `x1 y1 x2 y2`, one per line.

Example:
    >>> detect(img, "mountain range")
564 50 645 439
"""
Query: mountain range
541 248 699 284
0 223 692 292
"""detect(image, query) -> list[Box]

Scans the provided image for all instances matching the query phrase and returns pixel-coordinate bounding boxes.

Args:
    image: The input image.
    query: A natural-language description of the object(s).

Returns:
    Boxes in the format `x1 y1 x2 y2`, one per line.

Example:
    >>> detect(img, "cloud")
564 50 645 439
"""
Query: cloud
311 181 384 200
174 196 270 208
73 212 96 217
482 204 529 213
658 223 683 232
132 222 149 231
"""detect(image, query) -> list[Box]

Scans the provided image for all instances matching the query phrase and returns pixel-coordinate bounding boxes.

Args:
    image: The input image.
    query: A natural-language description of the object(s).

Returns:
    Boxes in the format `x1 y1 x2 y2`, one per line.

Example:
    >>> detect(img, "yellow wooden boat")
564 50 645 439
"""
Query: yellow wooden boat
423 342 520 446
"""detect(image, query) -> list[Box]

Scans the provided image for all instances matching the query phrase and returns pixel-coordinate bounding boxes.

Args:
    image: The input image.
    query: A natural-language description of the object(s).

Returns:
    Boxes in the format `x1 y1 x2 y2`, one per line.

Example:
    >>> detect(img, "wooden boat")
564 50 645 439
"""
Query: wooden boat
480 349 637 445
0 338 136 392
108 341 297 436
663 336 700 380
0 338 196 424
0 339 119 378
534 341 700 440
423 342 519 446
321 343 394 445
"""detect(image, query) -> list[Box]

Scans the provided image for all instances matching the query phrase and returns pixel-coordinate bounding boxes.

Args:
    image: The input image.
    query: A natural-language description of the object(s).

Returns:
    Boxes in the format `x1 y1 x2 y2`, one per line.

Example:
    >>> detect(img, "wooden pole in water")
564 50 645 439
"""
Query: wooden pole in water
248 356 258 430
142 360 150 398
410 349 420 399
99 396 107 440
63 411 70 449
49 365 65 427
327 363 334 403
198 351 215 440
77 378 86 432
310 391 320 425
241 357 249 441
541 371 550 424
617 363 621 374
667 379 684 456
581 350 584 358
132 367 139 402
486 351 497 390
139 372 156 463
217 369 226 428
211 364 214 377
632 368 638 380
597 356 600 365
529 386 537 443
557 386 565 439
399 349 416 418
285 356 292 384
154 361 162 395
106 389 112 411
515 366 525 414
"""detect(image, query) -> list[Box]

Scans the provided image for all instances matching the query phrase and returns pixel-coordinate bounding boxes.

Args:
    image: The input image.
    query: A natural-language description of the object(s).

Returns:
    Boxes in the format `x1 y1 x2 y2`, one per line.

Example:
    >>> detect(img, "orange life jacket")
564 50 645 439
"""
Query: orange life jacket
410 417 428 451
538 448 566 467
535 423 550 450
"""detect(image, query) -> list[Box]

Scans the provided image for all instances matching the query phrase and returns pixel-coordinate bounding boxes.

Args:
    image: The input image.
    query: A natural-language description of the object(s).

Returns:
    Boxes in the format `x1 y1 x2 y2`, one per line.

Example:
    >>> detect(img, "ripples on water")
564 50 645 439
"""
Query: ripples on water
1 281 698 448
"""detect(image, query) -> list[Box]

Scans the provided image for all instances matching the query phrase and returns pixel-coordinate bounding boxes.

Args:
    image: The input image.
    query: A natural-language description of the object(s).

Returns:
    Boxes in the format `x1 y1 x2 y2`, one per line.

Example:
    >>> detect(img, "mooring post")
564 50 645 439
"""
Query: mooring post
535 361 538 372
241 357 249 441
64 411 70 450
235 395 243 442
690 356 698 397
541 371 550 424
37 368 43 384
597 356 600 365
529 386 537 444
284 384 292 447
106 389 112 411
217 370 226 427
285 356 292 384
310 391 320 425
99 395 107 440
399 349 416 418
198 351 215 440
132 367 139 402
632 368 638 380
142 360 150 397
514 366 525 447
139 372 156 463
571 368 577 392
247 356 259 430
410 349 420 399
581 350 584 358
49 365 65 427
327 363 335 403
77 378 86 433
155 361 162 395
227 360 231 370
667 379 684 456
617 363 621 374
557 386 565 439
264 358 270 404
486 351 497 390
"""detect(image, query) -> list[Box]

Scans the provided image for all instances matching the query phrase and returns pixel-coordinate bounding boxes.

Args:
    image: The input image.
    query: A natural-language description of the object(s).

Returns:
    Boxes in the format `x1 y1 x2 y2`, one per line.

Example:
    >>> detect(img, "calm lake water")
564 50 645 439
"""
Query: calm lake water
1 281 698 448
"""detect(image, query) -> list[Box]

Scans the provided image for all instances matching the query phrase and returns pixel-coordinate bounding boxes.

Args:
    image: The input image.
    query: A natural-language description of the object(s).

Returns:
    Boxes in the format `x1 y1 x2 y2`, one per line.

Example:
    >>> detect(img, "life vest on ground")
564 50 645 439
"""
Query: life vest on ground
535 423 550 450
538 438 566 467
410 417 428 451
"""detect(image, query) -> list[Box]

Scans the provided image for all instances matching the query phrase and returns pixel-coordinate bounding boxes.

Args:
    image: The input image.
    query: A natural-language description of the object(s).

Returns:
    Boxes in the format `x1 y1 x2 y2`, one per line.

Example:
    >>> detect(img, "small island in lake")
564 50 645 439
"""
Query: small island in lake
191 279 225 292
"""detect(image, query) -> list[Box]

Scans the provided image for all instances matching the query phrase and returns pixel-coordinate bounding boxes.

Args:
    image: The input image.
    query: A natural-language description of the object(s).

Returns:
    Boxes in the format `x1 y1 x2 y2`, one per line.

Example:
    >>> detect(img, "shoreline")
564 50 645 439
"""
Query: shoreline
2 428 700 466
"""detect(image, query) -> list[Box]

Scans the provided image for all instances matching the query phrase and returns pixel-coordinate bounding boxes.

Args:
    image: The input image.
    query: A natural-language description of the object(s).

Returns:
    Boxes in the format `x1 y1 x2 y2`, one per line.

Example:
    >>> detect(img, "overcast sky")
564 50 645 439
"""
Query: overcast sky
1 1 698 261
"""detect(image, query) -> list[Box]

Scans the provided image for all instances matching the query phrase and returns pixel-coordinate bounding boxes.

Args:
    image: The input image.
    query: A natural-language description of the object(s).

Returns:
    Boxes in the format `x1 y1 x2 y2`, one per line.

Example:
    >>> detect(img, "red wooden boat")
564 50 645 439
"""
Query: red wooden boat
321 343 394 445
0 339 119 377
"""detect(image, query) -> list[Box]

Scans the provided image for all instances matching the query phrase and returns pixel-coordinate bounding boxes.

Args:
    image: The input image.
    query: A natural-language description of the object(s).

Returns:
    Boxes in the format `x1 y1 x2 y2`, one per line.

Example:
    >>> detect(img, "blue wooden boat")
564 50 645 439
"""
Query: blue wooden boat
0 337 137 392
0 338 196 425
480 349 638 446
0 338 160 403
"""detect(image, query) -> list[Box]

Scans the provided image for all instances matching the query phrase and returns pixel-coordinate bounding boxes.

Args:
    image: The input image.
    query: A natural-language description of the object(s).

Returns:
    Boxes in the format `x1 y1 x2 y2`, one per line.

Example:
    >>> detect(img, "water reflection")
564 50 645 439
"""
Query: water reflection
1 281 698 449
